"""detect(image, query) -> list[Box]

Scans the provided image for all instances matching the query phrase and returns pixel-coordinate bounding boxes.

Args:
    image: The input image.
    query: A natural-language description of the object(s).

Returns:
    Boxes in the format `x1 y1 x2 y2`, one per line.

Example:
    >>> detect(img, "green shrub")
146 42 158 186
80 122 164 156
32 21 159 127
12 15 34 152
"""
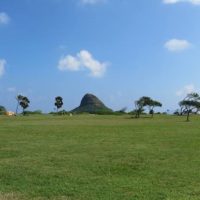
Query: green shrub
23 110 43 115
0 106 6 115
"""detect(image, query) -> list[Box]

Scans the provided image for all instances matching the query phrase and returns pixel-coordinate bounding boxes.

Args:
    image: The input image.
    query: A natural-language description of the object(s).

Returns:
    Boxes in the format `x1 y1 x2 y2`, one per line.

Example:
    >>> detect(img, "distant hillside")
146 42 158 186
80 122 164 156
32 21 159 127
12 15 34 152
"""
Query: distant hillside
72 93 113 114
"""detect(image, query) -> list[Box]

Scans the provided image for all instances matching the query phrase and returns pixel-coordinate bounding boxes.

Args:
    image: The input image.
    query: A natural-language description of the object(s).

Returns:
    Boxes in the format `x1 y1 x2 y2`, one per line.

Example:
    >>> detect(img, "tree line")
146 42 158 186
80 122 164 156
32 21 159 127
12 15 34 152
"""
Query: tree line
15 95 64 115
1 93 200 122
134 93 200 121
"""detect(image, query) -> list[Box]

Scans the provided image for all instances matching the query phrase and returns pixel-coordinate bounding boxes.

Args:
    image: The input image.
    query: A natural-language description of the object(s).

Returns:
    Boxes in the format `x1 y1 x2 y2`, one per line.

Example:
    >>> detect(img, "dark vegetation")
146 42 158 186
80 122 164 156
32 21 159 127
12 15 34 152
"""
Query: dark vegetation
0 105 6 115
16 95 30 115
55 96 63 112
2 92 200 121
134 96 162 118
23 110 43 115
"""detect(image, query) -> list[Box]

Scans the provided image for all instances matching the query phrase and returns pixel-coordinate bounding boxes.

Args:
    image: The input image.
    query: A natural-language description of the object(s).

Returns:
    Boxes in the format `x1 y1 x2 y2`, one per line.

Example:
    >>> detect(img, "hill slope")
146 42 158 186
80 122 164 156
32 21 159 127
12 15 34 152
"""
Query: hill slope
72 93 113 114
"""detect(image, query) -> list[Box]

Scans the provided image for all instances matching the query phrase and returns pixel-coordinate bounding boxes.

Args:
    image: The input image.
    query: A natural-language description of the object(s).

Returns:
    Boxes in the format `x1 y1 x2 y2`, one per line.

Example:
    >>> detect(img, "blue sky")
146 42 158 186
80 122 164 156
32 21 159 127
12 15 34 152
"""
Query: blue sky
1 0 200 112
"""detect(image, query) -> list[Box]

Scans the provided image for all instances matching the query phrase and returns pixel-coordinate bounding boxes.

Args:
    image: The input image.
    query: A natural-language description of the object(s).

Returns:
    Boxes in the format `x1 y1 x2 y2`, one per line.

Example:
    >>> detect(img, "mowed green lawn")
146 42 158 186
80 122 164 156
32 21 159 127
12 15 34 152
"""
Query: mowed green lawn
0 115 200 200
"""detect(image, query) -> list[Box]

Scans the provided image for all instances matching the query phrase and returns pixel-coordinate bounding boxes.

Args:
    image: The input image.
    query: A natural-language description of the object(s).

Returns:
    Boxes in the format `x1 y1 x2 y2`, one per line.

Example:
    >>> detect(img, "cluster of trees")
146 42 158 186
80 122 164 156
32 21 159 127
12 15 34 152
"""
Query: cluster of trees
134 96 162 118
133 93 200 121
15 95 64 115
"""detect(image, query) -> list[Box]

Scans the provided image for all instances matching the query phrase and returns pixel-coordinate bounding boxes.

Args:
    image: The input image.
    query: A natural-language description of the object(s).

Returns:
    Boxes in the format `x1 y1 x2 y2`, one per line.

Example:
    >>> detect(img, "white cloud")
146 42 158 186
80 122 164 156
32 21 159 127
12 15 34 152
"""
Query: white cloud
163 0 181 3
80 0 107 5
164 39 191 52
0 59 6 77
176 84 196 97
0 12 10 25
163 0 200 5
58 50 108 77
58 55 81 71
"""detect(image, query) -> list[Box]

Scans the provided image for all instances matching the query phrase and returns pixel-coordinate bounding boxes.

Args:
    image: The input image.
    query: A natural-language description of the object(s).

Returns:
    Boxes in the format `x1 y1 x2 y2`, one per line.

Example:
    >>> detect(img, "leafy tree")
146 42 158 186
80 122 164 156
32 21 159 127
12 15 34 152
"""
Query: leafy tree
134 96 162 118
179 93 200 121
135 97 146 118
55 96 63 112
19 96 30 115
148 100 162 118
16 94 23 114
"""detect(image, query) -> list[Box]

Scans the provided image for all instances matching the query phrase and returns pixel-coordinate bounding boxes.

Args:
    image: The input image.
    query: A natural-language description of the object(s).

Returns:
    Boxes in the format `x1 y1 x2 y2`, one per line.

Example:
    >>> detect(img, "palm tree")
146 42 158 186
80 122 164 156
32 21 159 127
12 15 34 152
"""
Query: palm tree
16 94 23 115
55 96 63 113
19 96 30 115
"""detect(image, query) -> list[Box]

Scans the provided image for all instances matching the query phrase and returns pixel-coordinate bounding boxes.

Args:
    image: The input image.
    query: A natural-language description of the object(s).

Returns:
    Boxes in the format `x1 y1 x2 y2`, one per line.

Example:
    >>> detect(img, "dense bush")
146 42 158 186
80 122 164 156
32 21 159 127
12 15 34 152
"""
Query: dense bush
23 110 43 115
0 106 6 115
49 110 69 115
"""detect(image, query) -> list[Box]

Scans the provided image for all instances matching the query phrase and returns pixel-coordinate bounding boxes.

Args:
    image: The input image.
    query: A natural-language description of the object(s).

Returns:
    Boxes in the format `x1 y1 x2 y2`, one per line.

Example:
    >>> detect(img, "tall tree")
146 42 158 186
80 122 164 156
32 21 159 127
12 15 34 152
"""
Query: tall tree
134 97 146 118
134 96 162 118
148 100 162 118
179 93 200 121
55 96 63 112
19 96 30 115
16 94 23 114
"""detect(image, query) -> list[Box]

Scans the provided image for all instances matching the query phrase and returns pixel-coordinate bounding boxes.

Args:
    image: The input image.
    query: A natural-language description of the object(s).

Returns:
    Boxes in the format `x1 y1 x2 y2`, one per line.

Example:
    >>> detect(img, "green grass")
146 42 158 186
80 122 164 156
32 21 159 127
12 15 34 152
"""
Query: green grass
0 114 200 200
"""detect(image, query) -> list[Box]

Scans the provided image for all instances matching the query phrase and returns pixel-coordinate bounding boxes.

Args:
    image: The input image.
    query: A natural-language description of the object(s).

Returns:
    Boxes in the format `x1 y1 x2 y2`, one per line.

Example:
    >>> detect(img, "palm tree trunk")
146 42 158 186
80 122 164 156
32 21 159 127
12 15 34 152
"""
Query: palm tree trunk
16 102 19 115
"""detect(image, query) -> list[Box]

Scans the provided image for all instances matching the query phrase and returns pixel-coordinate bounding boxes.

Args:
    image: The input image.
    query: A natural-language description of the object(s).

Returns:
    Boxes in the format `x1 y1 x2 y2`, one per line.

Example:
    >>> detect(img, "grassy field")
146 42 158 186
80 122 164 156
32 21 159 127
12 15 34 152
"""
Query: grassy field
0 114 200 200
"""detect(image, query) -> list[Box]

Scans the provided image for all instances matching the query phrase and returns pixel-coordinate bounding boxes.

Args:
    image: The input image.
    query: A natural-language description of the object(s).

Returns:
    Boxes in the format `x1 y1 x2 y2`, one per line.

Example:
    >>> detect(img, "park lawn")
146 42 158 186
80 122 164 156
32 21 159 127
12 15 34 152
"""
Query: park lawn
0 114 200 200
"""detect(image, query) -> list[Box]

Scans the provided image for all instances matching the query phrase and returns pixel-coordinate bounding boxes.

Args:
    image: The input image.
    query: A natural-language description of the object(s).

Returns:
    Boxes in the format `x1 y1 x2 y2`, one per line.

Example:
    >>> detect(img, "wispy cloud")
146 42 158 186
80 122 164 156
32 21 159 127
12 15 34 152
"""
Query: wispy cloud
164 39 192 52
163 0 200 5
0 12 10 25
80 0 107 5
176 84 196 97
0 59 6 77
58 50 108 78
